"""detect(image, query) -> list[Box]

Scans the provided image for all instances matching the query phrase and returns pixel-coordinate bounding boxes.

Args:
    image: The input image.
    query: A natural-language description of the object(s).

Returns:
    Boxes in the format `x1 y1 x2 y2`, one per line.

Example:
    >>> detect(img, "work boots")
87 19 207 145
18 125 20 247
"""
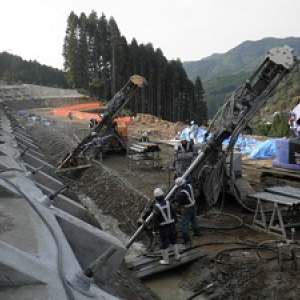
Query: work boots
159 248 170 265
173 244 181 261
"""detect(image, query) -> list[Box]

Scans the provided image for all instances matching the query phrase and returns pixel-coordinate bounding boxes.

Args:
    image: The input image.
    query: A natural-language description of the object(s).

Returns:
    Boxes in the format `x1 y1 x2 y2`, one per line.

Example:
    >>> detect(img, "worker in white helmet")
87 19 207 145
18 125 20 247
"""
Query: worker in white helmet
140 131 150 142
189 120 199 144
291 102 300 139
174 176 201 245
153 187 181 264
89 118 99 131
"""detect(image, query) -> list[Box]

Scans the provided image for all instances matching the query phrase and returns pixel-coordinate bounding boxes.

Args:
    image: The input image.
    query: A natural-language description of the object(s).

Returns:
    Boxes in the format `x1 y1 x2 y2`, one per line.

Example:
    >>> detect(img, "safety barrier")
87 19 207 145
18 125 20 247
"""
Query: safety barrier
53 102 134 124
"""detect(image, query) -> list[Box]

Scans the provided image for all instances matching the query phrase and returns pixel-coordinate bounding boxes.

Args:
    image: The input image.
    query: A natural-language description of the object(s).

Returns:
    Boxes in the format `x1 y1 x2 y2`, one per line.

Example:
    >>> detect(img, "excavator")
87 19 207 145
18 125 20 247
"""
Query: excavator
58 75 147 170
127 45 298 249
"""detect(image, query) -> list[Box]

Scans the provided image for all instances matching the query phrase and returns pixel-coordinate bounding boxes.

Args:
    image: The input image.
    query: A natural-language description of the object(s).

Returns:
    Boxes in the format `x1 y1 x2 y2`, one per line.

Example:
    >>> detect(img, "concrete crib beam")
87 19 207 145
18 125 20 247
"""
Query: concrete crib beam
54 208 126 281
35 182 86 219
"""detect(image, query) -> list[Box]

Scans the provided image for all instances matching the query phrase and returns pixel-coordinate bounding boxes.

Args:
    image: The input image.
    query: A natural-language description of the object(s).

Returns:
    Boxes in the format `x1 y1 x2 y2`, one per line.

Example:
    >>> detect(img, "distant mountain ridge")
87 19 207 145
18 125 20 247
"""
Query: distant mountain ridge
182 37 300 118
183 37 300 82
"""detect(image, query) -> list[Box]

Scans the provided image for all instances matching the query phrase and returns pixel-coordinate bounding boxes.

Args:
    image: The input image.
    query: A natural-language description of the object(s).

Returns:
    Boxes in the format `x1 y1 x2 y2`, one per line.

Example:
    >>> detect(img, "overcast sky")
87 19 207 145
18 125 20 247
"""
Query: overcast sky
1 0 299 70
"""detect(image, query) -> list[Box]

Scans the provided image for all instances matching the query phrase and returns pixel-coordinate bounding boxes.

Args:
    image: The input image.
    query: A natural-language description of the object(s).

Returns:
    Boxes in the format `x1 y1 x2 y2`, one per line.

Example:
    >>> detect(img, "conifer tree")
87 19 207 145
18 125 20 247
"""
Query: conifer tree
194 76 207 125
107 17 123 95
63 12 79 88
62 11 198 123
77 13 89 89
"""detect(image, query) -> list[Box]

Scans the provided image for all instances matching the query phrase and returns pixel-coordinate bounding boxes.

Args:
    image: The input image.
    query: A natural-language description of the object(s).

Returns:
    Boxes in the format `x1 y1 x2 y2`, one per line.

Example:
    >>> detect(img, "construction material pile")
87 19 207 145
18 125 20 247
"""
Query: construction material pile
131 113 187 140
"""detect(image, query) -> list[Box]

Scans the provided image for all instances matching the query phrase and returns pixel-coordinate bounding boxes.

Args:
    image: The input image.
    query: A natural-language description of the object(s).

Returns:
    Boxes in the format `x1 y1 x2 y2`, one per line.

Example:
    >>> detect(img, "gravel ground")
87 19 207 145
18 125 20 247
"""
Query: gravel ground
9 99 300 300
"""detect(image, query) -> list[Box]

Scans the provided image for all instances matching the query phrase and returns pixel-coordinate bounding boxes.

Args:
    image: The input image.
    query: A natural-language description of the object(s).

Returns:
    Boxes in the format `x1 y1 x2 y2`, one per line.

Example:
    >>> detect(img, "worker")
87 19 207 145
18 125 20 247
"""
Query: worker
189 120 199 143
174 176 201 245
140 131 150 142
291 102 300 139
174 131 182 140
89 118 98 131
153 187 181 264
68 111 73 123
137 200 156 252
111 120 118 131
181 138 194 153
90 132 102 160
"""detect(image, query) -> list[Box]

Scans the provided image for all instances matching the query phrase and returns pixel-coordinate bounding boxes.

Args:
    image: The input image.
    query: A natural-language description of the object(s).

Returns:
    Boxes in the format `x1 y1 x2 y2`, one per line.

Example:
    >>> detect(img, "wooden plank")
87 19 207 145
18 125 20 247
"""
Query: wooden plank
265 186 300 200
56 164 91 173
268 167 300 178
129 154 155 161
127 254 161 269
248 192 300 206
127 247 186 269
130 146 146 153
135 249 206 279
132 142 161 153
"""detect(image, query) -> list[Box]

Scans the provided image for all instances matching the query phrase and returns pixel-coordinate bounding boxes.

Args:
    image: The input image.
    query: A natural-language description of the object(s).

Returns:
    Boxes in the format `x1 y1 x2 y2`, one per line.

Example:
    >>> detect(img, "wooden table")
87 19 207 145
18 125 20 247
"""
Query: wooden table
248 186 300 238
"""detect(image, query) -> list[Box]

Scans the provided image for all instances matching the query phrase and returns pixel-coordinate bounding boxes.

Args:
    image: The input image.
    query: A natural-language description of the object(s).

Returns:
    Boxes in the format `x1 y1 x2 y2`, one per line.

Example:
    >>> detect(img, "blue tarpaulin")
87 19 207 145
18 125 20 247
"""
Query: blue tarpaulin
179 127 277 159
248 139 277 159
18 110 28 116
181 127 206 141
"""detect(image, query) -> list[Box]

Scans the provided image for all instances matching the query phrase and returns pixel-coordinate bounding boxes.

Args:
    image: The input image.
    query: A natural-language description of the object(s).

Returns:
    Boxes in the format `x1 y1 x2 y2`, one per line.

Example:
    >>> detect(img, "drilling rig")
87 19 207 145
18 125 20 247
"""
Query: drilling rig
58 75 147 170
127 45 298 249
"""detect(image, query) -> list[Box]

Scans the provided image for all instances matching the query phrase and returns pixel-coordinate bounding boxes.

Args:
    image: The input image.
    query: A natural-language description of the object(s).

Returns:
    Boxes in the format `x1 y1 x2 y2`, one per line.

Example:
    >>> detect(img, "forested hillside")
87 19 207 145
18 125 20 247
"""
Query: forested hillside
182 37 300 120
183 37 300 81
0 52 69 88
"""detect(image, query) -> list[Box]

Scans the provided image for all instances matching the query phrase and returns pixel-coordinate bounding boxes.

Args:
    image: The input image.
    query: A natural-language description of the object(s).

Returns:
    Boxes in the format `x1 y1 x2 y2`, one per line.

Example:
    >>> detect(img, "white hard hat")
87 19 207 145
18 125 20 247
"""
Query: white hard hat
175 177 186 187
190 120 194 125
154 188 164 198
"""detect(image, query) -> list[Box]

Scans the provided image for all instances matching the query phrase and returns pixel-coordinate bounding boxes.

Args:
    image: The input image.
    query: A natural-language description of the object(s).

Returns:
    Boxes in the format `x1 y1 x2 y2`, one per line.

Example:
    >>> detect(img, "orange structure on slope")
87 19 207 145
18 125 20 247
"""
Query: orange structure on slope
53 102 134 124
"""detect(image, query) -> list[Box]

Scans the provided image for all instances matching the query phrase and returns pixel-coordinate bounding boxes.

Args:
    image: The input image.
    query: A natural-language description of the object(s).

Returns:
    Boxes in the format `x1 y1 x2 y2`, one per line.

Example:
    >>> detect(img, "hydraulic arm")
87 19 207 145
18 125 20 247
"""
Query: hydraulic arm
58 75 146 169
126 46 298 249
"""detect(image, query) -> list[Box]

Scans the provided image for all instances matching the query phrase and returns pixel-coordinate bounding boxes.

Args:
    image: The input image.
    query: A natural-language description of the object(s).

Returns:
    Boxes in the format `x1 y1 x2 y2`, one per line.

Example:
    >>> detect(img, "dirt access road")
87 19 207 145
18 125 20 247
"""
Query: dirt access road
12 102 300 300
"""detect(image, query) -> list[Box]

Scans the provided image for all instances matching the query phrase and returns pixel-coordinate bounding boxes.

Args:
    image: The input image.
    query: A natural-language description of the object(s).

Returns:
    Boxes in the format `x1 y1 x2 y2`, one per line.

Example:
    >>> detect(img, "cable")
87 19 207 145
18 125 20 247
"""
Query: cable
256 239 287 261
201 156 225 207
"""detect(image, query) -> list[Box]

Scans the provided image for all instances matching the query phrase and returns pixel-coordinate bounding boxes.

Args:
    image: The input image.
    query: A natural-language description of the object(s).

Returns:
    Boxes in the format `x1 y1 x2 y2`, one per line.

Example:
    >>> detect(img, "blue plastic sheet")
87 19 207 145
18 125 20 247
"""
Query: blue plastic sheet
179 127 277 159
248 139 277 159
18 109 28 116
181 127 206 141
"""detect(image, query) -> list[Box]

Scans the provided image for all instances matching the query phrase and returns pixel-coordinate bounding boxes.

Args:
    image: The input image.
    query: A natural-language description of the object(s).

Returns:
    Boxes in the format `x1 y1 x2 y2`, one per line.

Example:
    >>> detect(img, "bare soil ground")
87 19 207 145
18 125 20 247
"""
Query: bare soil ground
10 101 300 300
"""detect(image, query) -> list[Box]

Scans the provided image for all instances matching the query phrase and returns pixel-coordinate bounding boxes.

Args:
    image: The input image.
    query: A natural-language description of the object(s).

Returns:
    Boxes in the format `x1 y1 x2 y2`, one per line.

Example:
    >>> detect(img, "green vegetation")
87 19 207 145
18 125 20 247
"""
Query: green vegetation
256 113 291 138
62 11 207 125
0 52 69 88
183 37 300 119
183 37 300 82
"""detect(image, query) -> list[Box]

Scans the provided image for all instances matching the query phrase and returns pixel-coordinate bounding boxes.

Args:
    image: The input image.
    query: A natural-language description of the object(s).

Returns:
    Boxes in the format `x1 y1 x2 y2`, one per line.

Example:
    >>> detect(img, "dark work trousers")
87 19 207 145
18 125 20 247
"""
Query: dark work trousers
159 223 178 249
182 206 199 243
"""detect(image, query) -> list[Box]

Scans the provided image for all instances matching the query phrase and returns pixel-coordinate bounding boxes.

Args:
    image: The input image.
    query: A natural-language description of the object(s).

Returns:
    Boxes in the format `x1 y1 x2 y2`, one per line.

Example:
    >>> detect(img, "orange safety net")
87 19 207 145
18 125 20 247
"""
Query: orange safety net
53 102 134 124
